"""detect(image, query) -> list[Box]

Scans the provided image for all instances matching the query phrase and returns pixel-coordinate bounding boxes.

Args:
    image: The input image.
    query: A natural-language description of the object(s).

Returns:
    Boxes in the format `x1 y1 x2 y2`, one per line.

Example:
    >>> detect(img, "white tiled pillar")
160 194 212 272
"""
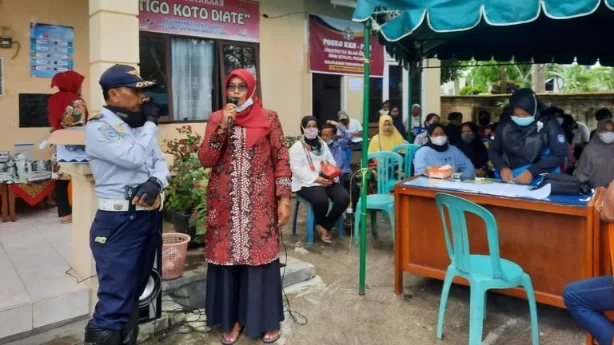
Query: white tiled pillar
88 0 140 113
421 58 442 117
69 0 140 313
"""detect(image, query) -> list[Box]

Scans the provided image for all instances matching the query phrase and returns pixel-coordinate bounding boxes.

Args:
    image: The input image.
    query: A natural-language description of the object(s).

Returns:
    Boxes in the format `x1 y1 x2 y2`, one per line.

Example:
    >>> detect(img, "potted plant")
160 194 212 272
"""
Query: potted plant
164 125 209 247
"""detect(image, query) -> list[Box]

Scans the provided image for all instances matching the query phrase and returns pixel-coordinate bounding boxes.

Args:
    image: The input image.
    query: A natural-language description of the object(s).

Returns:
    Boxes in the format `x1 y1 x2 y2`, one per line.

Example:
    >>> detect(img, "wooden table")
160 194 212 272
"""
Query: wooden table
0 181 55 222
0 184 8 222
394 177 600 308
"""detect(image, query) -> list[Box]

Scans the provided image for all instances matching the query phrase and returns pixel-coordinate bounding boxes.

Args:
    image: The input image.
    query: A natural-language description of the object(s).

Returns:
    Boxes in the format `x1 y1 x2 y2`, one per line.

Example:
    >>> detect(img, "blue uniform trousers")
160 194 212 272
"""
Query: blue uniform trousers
89 209 161 331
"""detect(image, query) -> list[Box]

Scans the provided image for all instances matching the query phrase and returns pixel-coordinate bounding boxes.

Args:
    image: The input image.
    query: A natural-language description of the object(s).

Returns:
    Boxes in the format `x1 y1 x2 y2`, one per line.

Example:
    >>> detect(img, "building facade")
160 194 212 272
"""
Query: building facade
0 0 440 154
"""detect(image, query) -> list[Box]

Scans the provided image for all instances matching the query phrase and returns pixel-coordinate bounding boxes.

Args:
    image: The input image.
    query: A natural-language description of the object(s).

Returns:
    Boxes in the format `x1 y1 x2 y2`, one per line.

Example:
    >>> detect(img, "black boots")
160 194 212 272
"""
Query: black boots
120 303 141 345
84 324 122 345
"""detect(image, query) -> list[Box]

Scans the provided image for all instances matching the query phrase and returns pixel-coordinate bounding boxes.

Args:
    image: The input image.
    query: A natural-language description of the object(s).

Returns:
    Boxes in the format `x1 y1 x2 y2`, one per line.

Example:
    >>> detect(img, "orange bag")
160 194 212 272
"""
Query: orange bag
67 181 72 206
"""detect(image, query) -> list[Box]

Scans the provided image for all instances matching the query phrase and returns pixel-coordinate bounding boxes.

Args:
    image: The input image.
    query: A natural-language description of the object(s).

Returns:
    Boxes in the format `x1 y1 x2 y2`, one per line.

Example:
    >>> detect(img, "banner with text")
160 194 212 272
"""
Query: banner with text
139 0 259 42
309 14 384 77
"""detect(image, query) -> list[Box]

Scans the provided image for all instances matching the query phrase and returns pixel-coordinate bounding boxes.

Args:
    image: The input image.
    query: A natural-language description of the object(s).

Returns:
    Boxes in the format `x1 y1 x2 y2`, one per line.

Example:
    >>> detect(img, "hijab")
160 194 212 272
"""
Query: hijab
300 115 323 155
424 123 449 153
224 69 270 149
368 115 405 152
47 71 86 130
456 122 488 169
575 119 614 188
509 88 549 121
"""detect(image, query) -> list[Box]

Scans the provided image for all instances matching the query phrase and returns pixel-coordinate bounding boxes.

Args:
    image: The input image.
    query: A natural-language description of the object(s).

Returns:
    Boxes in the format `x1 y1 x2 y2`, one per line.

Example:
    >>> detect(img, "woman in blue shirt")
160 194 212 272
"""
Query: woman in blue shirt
414 123 475 180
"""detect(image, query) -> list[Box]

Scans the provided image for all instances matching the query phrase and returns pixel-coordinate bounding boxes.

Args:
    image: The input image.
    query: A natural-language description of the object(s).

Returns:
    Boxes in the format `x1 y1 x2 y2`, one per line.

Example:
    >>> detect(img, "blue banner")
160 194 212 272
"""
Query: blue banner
30 23 74 78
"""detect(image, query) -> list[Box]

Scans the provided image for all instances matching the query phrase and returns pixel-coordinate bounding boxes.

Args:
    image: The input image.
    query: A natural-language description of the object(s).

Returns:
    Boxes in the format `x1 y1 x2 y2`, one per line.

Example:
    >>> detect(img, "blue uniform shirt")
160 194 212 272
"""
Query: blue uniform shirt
85 107 169 199
413 145 475 180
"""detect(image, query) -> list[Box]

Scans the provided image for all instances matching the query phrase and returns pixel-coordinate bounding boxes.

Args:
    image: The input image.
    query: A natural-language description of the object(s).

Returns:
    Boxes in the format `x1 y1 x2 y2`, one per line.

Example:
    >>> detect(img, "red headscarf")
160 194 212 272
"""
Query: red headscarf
47 71 86 130
224 69 270 148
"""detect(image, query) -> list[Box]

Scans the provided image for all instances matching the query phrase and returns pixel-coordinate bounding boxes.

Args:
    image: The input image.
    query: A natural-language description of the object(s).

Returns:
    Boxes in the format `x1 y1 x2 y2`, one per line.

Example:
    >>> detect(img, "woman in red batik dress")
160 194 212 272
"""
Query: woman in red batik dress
198 69 292 345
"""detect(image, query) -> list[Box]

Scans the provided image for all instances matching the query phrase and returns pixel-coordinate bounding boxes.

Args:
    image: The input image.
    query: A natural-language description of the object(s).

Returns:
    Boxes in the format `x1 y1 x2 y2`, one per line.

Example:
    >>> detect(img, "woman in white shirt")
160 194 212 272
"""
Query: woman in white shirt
290 116 350 244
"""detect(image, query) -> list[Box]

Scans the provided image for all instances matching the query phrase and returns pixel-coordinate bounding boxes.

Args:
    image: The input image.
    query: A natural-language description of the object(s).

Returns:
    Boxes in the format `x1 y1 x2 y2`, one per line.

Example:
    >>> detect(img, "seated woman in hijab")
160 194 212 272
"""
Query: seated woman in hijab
414 123 475 180
368 115 407 153
290 116 350 244
575 119 614 188
456 122 489 177
488 88 566 185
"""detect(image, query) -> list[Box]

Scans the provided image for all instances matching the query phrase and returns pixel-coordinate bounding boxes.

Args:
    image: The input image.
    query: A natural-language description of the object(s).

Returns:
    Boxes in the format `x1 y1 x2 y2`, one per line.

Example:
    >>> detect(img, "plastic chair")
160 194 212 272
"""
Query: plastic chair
391 143 420 178
434 193 539 345
292 196 344 246
353 151 403 244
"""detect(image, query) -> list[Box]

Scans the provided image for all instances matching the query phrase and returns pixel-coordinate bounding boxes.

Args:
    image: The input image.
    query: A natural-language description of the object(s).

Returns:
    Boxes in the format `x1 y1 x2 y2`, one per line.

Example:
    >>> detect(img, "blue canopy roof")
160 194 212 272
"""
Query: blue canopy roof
353 0 614 66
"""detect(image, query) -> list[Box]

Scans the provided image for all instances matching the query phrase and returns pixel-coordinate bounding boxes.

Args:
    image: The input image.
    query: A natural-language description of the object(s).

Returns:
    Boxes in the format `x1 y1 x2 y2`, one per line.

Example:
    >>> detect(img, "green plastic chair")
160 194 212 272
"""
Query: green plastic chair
391 143 420 178
353 151 403 244
434 193 539 345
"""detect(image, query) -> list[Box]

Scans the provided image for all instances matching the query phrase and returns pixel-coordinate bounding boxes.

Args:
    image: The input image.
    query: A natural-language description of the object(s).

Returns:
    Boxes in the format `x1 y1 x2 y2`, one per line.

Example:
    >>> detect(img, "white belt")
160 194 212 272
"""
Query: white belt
98 193 164 212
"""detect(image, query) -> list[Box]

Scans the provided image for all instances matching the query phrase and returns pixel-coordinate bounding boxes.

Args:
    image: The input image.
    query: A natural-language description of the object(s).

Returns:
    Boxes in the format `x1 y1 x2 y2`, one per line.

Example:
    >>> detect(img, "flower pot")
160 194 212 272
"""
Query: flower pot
168 210 204 249
170 211 191 234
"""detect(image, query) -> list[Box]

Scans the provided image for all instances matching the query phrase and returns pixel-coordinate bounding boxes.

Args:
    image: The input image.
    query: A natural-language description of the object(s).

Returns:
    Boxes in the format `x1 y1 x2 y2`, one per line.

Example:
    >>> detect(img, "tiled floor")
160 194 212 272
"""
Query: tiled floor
0 207 89 340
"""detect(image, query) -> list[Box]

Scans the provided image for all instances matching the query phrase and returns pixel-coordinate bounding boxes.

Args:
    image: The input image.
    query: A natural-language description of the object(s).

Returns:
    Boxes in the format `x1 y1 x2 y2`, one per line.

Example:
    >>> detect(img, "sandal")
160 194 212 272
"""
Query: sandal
262 331 281 344
221 325 244 345
316 226 333 244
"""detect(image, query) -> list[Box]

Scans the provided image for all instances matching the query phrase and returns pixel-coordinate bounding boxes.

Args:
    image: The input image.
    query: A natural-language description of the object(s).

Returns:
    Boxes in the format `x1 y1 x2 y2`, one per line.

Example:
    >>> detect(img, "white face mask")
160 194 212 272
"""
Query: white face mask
431 136 448 146
235 89 256 112
599 132 614 144
236 96 254 112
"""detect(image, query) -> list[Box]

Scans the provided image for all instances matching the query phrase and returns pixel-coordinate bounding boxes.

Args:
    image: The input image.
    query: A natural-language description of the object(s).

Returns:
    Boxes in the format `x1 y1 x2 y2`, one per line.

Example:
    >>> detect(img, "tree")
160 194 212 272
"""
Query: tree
546 64 614 92
440 59 464 85
464 60 533 93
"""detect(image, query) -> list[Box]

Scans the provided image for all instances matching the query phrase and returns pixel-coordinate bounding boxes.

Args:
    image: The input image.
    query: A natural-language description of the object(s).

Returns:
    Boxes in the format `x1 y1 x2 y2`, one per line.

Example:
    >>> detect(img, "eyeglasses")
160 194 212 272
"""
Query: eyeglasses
227 84 248 92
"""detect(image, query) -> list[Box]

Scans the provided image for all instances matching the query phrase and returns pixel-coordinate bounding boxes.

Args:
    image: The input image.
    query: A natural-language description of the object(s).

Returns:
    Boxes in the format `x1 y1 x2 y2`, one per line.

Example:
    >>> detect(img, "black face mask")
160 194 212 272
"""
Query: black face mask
479 117 490 126
105 106 146 128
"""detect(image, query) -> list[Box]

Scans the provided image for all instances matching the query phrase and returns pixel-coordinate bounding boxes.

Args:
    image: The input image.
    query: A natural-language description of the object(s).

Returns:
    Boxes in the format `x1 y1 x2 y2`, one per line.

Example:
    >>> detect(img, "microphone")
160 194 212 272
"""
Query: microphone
227 97 239 131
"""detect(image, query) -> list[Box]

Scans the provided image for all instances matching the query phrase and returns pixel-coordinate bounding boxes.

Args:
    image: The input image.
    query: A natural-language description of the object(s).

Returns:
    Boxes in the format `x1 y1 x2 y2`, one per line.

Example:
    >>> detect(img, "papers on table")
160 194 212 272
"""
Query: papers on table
401 177 552 200
433 180 551 200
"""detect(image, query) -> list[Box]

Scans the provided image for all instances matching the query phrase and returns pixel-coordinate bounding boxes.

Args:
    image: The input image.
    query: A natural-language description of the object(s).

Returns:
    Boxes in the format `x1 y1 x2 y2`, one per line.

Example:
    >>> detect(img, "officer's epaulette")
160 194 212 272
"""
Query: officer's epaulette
89 112 103 121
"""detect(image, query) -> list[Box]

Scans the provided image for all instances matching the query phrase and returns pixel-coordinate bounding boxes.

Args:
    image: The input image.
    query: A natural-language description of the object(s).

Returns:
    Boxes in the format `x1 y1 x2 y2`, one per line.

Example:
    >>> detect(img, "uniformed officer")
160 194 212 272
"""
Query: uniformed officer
83 64 169 345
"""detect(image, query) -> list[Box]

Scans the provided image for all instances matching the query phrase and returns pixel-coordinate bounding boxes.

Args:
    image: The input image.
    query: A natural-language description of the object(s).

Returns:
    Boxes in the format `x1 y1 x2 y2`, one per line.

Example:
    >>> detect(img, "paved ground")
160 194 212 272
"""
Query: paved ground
144 220 586 345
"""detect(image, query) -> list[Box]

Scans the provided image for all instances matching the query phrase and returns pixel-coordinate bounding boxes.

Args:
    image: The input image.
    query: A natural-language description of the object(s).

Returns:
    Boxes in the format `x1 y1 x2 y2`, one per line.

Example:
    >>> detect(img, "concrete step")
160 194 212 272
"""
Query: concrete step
0 214 90 344
2 253 316 345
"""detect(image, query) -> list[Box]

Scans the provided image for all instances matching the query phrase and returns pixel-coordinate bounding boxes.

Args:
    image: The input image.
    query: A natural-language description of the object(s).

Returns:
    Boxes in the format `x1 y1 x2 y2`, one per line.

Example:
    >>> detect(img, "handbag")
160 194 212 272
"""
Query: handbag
301 142 341 180
537 173 591 195
320 161 342 180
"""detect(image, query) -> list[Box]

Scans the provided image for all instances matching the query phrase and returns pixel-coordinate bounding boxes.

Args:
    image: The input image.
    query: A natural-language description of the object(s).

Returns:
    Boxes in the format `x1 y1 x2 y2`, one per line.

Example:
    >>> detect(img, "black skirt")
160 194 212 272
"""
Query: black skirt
205 259 284 338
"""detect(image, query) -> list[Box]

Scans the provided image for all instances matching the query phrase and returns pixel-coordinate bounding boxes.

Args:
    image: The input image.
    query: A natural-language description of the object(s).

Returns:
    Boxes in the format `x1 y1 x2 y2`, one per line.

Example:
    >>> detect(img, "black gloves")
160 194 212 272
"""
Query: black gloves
134 177 162 206
142 100 162 125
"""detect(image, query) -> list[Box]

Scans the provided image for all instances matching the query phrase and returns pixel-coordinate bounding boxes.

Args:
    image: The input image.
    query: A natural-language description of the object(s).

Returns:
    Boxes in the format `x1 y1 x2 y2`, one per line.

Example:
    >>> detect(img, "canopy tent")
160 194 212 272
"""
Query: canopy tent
354 0 614 67
351 0 614 295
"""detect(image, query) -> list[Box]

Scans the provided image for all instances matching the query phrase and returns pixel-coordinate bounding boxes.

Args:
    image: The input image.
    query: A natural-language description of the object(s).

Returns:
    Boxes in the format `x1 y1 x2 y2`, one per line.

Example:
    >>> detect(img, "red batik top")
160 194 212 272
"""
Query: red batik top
198 109 292 266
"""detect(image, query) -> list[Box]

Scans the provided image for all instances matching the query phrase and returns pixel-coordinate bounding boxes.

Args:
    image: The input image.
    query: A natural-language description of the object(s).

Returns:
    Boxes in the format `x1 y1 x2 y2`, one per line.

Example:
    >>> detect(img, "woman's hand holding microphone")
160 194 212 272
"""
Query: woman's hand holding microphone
220 102 237 131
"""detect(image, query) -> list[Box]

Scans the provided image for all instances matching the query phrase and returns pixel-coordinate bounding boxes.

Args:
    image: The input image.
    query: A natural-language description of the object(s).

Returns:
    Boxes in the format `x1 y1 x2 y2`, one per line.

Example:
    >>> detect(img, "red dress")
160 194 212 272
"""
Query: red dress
199 109 292 266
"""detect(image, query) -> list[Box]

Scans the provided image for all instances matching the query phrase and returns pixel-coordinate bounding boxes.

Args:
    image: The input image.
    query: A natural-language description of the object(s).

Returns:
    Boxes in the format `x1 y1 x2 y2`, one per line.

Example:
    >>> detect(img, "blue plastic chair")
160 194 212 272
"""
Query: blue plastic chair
353 151 403 244
434 193 539 345
292 196 344 246
391 143 420 179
